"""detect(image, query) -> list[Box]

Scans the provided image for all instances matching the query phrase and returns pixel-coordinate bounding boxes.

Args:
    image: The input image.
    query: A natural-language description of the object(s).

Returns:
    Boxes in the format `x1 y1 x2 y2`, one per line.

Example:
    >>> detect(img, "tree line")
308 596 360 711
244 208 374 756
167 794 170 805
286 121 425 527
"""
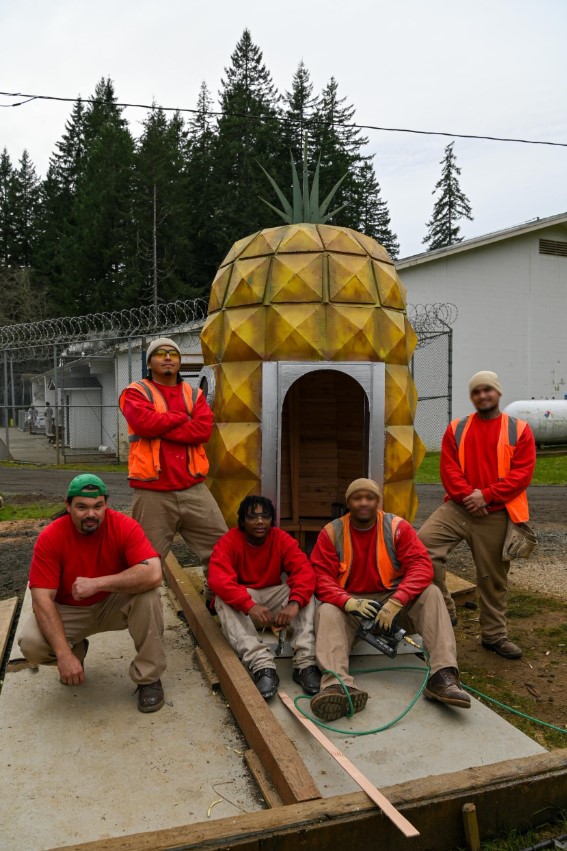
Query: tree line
0 29 472 323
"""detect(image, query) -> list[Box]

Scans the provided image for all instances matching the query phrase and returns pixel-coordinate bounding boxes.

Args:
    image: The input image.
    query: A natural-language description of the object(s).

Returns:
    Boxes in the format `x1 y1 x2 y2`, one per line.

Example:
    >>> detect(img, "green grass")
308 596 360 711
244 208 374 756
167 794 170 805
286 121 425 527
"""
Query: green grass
479 817 567 850
0 460 127 473
507 591 565 619
0 501 61 521
415 452 567 485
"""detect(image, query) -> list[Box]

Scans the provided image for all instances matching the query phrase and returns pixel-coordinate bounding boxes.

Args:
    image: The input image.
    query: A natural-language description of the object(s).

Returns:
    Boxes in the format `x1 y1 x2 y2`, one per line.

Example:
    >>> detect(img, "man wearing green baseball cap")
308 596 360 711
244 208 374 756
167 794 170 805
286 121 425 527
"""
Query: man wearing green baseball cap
18 474 167 713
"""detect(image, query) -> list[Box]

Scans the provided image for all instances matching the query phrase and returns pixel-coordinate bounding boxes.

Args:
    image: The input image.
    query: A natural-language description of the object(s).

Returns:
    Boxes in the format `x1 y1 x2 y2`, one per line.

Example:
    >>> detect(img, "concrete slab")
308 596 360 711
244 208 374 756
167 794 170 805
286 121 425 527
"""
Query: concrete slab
0 591 263 851
268 649 546 798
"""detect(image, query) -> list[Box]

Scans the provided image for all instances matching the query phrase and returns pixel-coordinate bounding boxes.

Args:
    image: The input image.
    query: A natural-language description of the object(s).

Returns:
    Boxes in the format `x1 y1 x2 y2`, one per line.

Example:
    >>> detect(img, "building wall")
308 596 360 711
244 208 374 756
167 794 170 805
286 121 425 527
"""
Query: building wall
399 226 567 447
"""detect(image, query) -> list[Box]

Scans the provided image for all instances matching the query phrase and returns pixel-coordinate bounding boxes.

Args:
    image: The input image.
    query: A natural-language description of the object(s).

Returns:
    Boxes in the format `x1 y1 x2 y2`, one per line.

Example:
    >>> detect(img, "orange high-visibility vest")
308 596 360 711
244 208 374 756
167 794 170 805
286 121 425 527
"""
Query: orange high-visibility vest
119 379 209 483
450 412 529 523
324 511 404 590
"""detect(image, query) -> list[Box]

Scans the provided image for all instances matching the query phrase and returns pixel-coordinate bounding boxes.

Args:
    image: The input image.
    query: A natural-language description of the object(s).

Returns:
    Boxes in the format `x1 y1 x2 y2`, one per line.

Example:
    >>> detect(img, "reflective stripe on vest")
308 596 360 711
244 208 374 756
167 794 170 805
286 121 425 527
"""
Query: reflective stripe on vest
450 412 529 523
324 511 403 590
119 378 209 482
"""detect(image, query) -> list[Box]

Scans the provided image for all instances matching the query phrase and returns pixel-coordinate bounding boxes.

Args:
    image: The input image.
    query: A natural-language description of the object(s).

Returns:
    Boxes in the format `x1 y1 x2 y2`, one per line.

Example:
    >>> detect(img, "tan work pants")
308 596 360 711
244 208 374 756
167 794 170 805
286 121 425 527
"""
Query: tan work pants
215 585 317 675
316 585 457 691
18 589 166 685
418 501 509 641
132 483 228 578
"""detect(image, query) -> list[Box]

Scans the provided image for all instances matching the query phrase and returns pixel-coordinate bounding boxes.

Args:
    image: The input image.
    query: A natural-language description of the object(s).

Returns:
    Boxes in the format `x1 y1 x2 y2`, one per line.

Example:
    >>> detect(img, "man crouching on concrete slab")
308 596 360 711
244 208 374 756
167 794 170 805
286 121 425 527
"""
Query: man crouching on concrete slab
208 496 321 700
18 474 167 713
310 478 470 722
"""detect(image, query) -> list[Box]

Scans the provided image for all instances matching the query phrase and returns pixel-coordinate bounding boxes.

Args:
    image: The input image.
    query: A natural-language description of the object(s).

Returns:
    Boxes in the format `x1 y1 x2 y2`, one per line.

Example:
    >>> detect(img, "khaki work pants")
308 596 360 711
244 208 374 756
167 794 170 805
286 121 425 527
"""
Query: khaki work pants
132 483 228 579
215 585 317 675
316 585 457 691
418 502 509 641
18 589 166 685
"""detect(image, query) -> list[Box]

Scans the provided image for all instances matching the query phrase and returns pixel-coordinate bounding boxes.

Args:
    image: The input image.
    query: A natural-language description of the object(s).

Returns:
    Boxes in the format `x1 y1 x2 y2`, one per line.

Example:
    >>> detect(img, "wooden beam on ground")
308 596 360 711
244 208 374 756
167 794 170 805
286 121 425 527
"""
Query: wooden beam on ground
446 570 476 606
52 750 567 851
279 690 419 838
163 553 320 806
193 646 220 692
244 749 283 808
0 597 18 665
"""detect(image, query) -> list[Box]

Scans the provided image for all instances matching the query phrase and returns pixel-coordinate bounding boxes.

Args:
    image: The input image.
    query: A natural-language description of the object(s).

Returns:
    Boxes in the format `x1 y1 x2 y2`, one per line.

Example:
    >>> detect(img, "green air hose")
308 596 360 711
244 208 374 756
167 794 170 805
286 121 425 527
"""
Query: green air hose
294 640 567 738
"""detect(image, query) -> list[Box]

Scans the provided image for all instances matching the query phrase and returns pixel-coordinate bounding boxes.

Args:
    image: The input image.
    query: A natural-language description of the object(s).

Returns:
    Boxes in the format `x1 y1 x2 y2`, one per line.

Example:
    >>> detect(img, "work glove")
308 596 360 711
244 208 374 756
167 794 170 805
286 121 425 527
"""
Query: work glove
344 597 378 619
375 597 403 631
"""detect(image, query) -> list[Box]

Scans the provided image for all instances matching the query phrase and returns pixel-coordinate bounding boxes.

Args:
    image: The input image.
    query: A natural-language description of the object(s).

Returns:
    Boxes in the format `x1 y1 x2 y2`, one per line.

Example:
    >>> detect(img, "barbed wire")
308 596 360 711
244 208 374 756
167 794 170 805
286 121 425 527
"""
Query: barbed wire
1 299 456 362
0 298 209 355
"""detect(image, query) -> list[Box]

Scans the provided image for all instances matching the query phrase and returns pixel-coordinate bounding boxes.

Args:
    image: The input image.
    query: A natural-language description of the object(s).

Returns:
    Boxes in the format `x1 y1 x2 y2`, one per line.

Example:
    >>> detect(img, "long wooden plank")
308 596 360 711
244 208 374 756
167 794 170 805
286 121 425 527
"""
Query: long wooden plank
279 690 419 838
244 749 283 809
163 553 320 806
0 597 18 664
52 750 567 851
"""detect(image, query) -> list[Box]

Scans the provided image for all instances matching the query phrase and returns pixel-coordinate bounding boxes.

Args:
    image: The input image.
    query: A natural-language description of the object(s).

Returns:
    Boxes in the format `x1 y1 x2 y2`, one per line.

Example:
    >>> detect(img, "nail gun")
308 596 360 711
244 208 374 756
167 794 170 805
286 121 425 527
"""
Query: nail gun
354 600 407 658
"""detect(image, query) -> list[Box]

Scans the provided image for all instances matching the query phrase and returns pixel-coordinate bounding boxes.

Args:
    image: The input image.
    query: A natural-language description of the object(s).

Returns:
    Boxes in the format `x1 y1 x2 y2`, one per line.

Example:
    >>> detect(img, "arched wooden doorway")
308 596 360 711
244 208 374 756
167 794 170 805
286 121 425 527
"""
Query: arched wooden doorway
279 370 369 550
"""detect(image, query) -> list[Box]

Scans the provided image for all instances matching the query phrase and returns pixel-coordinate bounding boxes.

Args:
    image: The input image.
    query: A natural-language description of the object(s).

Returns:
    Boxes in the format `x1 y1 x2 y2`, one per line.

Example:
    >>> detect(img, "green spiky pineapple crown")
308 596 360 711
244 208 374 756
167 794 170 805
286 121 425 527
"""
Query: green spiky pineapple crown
259 138 348 224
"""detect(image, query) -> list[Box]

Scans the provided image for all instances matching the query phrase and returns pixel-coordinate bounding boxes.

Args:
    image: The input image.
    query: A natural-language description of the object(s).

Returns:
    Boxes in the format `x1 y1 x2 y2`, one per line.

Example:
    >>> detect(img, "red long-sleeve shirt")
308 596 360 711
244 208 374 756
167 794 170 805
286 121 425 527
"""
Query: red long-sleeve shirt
441 414 535 511
121 381 213 491
311 519 433 609
208 527 316 614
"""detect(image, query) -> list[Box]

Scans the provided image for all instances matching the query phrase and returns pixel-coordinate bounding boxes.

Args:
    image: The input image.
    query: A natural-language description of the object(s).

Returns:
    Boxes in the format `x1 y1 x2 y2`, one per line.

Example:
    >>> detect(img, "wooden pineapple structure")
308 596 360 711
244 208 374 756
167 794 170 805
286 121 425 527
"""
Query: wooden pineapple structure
201 150 425 528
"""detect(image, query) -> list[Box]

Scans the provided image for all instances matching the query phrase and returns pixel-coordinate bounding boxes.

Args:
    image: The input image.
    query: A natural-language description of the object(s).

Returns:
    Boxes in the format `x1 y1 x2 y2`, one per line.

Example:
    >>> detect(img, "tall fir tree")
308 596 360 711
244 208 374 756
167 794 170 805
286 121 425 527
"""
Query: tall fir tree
60 78 136 313
309 77 371 228
282 61 319 162
0 148 16 266
132 105 194 311
213 29 285 255
355 160 399 258
11 150 41 267
423 142 473 250
185 82 221 293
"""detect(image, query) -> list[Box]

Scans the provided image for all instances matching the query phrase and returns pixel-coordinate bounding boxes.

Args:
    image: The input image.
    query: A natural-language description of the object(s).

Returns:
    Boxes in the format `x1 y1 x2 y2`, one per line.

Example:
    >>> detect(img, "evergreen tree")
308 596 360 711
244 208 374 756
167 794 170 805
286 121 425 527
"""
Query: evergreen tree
282 61 319 161
0 148 16 266
423 142 473 250
356 160 399 258
132 105 193 311
11 150 41 266
59 78 136 313
309 77 371 228
185 82 221 293
213 29 285 255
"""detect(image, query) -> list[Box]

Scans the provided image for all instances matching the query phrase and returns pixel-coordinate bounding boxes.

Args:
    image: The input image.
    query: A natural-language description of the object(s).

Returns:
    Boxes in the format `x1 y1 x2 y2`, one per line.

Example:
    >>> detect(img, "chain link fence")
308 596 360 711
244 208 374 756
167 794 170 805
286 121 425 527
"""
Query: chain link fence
1 300 455 462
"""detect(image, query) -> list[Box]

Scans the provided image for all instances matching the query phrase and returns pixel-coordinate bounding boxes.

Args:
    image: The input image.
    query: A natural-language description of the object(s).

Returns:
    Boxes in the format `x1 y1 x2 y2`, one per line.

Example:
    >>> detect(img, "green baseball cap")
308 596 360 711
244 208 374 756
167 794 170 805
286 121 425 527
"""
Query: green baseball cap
67 474 108 499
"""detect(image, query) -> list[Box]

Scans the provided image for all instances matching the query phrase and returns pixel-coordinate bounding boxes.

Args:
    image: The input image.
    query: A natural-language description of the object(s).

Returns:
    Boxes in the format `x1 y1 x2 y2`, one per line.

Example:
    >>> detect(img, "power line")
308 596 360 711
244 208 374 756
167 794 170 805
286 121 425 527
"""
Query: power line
1 89 566 148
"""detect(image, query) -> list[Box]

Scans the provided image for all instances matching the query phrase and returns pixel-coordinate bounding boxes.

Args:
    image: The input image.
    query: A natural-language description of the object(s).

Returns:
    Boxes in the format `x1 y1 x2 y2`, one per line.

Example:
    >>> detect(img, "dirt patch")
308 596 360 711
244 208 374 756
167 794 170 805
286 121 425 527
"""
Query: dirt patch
1 486 566 746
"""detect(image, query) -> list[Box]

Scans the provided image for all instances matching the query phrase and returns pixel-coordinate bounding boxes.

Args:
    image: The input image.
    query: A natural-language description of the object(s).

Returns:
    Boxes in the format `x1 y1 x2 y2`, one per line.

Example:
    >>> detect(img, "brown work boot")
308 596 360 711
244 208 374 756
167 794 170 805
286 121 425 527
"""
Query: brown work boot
136 679 165 713
482 637 522 659
424 667 471 709
310 684 368 721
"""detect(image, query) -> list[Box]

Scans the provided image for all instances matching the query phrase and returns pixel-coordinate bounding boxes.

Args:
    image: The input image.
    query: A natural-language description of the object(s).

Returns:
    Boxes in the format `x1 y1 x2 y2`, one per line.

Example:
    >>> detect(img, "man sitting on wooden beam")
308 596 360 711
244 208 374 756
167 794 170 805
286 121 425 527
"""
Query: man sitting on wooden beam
310 478 470 721
208 495 320 700
18 474 167 713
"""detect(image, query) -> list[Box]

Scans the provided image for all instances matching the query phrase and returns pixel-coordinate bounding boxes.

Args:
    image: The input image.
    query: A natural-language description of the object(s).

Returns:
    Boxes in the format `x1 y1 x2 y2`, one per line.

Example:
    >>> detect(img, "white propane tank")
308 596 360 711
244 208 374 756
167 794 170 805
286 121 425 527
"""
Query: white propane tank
503 400 567 446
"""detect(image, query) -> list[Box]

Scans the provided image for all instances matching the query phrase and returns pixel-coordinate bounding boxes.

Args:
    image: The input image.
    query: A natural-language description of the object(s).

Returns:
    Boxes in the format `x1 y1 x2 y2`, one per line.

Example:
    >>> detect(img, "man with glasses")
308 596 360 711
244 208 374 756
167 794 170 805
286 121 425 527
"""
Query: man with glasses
119 338 227 596
418 371 536 659
208 496 320 700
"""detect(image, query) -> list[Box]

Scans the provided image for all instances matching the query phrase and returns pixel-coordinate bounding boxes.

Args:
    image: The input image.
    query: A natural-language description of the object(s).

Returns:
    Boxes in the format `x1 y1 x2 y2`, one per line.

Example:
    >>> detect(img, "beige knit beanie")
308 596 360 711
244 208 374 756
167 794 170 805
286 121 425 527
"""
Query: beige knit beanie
345 478 381 502
469 370 502 396
146 337 181 366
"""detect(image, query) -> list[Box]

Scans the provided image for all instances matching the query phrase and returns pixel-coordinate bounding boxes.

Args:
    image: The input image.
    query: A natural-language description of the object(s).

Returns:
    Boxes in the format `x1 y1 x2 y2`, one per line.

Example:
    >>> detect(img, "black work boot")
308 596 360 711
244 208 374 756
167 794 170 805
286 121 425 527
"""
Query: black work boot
253 668 279 700
137 679 165 713
292 665 321 695
424 667 470 709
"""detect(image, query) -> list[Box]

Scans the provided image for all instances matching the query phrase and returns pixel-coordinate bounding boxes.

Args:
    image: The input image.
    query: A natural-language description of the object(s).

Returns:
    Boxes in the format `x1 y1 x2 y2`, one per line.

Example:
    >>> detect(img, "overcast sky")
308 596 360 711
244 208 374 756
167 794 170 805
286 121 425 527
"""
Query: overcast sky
1 0 566 258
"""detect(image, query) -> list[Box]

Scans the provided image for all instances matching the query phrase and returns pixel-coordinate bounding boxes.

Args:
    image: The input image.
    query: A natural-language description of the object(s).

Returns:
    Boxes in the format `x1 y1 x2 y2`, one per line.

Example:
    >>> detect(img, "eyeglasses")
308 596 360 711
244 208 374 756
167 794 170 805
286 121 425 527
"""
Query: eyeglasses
152 349 180 360
245 512 271 522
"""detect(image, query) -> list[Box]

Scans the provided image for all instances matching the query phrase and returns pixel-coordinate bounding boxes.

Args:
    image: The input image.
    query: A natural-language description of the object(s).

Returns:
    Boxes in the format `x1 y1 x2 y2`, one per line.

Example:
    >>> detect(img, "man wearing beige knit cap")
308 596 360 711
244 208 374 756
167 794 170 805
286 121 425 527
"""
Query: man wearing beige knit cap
418 371 536 659
310 478 469 721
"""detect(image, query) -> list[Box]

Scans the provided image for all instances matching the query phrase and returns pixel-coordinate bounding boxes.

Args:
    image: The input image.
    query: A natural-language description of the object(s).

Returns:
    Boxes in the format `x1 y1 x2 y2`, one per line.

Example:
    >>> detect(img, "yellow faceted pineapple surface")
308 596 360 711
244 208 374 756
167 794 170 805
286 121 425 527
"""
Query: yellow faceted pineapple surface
201 223 422 525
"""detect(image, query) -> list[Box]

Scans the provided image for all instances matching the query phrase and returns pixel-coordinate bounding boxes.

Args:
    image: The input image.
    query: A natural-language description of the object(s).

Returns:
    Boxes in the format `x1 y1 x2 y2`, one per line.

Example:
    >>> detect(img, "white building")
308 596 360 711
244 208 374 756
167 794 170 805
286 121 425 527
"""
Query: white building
397 213 567 448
